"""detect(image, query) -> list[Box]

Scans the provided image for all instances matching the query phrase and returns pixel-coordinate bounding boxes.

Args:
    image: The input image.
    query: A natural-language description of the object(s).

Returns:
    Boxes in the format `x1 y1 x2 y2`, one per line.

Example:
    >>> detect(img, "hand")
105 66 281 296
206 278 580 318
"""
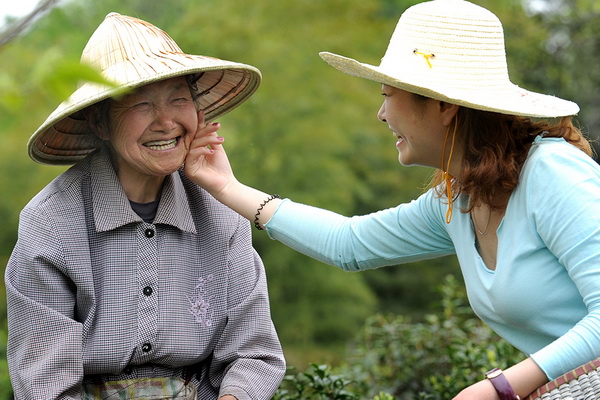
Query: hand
184 111 237 196
218 396 238 400
185 111 282 225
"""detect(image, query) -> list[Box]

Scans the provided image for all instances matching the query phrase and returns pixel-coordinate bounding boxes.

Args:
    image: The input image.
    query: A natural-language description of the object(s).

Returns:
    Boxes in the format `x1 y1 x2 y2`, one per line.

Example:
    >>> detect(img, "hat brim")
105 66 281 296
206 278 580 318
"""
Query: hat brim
320 52 579 119
29 58 261 165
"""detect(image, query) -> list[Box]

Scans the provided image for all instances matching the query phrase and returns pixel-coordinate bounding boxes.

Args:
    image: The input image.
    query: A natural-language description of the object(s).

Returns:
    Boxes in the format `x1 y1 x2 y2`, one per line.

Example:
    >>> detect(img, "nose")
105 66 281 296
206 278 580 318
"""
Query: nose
150 107 177 133
377 102 386 123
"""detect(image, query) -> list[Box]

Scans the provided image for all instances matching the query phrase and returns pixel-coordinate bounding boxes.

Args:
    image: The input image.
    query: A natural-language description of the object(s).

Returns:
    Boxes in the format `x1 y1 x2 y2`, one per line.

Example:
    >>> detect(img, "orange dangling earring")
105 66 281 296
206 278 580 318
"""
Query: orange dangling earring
441 117 458 223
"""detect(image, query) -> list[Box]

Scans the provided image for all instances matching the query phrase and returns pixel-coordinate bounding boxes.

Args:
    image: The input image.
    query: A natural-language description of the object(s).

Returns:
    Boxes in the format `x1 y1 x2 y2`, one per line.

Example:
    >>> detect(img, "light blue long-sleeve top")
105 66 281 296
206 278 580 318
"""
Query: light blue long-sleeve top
265 136 600 380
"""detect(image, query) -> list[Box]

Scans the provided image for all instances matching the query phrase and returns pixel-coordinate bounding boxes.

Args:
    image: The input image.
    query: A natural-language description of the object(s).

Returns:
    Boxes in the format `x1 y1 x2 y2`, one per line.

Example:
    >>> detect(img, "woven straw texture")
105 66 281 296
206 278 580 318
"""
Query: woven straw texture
28 13 261 165
527 358 600 400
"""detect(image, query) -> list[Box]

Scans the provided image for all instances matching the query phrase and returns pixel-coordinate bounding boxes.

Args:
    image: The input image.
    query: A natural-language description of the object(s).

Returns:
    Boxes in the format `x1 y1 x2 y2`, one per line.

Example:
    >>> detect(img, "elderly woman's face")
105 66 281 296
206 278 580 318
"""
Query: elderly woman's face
106 77 198 180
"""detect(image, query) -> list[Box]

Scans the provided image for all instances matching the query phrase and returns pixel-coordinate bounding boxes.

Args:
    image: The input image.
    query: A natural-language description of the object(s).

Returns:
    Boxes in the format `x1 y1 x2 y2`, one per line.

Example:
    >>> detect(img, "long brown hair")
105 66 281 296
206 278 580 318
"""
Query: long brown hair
430 107 593 212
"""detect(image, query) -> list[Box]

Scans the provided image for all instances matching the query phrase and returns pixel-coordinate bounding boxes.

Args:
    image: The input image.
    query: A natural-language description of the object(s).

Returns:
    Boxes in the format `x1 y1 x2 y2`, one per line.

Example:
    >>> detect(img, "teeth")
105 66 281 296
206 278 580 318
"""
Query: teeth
144 138 177 150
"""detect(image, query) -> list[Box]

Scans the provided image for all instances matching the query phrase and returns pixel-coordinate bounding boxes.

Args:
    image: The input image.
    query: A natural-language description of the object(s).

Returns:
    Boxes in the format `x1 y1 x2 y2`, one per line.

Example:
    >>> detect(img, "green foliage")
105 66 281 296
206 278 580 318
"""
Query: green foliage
0 0 598 396
373 392 396 400
341 275 525 400
0 267 9 400
274 364 360 400
360 256 460 317
274 276 524 399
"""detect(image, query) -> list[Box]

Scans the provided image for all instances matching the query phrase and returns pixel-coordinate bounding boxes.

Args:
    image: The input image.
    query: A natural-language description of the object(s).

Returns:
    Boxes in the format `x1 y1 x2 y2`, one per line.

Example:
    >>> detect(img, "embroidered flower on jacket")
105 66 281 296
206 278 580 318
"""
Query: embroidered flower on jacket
187 274 214 327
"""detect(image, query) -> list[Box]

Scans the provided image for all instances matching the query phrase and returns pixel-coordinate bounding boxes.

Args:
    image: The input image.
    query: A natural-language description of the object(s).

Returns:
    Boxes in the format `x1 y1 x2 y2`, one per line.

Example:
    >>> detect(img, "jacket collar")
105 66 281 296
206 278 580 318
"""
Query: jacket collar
90 149 196 234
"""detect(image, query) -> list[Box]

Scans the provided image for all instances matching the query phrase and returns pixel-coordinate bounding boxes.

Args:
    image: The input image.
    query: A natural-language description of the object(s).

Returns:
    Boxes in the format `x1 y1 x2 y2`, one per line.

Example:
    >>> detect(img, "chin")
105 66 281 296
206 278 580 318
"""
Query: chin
150 160 185 176
397 154 411 166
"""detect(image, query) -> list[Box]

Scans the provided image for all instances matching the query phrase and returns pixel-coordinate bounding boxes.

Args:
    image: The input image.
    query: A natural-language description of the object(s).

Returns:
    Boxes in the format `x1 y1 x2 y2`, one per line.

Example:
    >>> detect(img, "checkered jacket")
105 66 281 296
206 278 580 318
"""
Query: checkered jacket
6 149 285 399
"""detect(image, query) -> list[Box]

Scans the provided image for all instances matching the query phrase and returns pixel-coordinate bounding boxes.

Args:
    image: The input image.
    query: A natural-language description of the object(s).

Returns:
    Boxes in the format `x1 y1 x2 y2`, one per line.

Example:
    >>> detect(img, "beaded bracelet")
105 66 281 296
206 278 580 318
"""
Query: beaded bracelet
254 194 281 230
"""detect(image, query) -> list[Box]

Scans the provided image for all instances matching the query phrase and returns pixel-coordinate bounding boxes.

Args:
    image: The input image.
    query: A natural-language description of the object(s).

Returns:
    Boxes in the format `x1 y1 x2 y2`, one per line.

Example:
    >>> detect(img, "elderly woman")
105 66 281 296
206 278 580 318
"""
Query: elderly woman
187 1 600 399
5 13 284 400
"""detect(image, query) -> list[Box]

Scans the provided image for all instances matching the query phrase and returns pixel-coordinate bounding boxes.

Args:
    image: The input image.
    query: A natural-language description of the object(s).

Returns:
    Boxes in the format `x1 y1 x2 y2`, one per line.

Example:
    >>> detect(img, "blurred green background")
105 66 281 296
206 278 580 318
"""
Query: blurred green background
1 0 598 397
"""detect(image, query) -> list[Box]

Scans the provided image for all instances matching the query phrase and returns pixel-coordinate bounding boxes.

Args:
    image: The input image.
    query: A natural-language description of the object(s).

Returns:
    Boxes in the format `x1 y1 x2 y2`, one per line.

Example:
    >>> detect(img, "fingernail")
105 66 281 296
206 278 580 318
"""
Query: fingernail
217 136 224 141
212 122 219 126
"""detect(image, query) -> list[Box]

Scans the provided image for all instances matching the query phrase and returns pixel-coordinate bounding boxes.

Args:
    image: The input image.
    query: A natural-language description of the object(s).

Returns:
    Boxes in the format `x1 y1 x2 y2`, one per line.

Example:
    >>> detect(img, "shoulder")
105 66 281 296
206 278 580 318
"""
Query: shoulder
24 158 92 216
522 136 600 183
526 136 598 167
518 136 600 211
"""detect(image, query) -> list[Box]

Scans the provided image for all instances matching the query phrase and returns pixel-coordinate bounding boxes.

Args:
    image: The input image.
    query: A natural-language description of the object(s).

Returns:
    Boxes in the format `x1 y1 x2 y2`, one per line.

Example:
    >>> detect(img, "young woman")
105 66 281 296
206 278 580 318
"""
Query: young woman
185 1 600 399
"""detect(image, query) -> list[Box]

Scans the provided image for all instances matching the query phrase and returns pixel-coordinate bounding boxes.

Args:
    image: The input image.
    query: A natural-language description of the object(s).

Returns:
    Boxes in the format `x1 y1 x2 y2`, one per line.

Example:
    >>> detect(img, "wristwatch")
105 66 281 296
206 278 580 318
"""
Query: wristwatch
485 368 520 400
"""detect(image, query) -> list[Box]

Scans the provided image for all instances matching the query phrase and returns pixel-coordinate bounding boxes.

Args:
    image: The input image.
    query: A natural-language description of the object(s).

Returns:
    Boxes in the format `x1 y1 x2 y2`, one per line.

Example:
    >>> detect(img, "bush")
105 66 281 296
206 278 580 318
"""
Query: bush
275 275 525 400
273 364 360 400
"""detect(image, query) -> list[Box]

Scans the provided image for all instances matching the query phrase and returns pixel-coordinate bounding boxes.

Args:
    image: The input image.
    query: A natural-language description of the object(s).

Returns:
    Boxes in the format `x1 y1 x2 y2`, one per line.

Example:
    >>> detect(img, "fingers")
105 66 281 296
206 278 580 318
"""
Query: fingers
190 115 221 144
197 110 206 127
187 111 226 162
195 110 219 136
190 128 223 149
188 136 224 158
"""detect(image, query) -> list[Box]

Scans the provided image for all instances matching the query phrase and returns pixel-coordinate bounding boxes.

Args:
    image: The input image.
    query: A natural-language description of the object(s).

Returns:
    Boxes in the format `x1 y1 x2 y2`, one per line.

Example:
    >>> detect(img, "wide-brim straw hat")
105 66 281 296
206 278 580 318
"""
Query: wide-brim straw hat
320 0 579 119
29 13 262 165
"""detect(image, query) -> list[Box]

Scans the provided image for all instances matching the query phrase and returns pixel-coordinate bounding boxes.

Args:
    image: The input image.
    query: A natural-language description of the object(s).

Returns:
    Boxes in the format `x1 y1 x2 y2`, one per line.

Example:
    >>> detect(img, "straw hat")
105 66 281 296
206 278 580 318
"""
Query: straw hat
29 13 262 165
320 0 579 119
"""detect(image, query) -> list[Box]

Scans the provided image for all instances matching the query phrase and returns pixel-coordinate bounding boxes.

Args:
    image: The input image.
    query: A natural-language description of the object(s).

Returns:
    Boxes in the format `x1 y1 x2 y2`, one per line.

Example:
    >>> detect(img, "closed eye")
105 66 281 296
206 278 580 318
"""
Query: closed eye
172 97 192 106
132 102 151 110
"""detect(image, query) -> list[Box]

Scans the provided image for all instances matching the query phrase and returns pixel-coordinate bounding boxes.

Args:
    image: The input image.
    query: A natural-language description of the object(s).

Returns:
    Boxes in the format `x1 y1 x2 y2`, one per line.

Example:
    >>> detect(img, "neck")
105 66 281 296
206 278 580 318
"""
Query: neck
114 166 166 203
121 172 165 203
124 176 164 203
107 150 167 203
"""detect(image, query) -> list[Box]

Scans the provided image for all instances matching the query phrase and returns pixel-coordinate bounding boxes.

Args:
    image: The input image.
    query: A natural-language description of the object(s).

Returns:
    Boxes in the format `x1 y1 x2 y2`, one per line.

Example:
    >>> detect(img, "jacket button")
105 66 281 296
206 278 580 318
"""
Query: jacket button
141 343 152 353
143 286 153 296
144 228 154 238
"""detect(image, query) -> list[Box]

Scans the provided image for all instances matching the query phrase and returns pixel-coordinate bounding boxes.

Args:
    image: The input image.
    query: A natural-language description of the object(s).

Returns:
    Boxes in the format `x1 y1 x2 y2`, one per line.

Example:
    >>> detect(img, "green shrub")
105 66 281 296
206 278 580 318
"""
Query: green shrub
275 275 525 400
273 363 361 400
344 275 525 399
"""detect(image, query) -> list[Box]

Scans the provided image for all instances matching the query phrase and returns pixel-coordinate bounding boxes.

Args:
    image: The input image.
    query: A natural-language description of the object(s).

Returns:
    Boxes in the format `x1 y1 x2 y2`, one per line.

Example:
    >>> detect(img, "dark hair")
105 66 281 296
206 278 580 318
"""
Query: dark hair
83 98 112 140
430 107 593 212
185 73 204 108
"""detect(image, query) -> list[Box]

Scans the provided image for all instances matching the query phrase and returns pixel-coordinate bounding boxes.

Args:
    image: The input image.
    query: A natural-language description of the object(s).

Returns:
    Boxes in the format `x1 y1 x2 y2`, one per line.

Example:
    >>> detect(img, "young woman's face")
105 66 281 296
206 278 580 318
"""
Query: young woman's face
377 85 452 169
105 77 198 181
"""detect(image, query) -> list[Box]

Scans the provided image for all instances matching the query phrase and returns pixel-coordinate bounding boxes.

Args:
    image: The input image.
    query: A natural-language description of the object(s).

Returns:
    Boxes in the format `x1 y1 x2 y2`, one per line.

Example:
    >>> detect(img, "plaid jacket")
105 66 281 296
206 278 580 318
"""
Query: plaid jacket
6 149 285 399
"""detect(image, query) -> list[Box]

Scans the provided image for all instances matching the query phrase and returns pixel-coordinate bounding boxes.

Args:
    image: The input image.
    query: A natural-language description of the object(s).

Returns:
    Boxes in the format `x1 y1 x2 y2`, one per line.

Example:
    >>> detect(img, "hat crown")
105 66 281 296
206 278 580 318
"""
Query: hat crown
381 0 509 86
81 13 190 84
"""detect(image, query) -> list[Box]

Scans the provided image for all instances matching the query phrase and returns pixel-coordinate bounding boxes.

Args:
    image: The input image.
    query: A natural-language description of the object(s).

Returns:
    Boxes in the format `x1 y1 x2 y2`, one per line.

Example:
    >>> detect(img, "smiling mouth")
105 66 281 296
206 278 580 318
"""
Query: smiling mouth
144 137 180 150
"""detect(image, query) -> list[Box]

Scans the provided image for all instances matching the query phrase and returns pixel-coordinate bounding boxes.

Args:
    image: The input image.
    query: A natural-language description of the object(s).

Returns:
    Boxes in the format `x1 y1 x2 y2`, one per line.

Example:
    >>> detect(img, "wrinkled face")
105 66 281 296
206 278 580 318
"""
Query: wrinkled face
377 85 449 168
104 77 198 180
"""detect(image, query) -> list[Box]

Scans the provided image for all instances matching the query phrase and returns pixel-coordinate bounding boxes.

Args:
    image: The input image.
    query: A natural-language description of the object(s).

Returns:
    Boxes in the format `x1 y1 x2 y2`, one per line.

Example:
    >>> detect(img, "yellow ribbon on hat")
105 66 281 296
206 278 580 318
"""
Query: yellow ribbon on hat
413 49 435 68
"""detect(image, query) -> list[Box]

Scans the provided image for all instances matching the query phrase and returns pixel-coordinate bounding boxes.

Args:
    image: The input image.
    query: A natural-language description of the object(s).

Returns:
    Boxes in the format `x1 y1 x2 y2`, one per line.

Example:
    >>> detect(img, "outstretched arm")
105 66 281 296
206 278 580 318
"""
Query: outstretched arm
453 358 547 400
184 119 282 229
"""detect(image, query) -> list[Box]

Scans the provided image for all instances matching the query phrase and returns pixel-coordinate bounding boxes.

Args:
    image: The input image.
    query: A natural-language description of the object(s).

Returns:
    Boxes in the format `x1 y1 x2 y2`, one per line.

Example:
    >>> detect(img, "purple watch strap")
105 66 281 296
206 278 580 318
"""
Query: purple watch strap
486 368 520 400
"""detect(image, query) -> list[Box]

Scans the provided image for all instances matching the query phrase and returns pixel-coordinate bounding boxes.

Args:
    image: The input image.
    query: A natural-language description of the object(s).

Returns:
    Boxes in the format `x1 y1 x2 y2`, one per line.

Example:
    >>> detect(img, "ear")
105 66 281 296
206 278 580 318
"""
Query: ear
94 125 111 141
83 103 111 141
438 101 460 127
